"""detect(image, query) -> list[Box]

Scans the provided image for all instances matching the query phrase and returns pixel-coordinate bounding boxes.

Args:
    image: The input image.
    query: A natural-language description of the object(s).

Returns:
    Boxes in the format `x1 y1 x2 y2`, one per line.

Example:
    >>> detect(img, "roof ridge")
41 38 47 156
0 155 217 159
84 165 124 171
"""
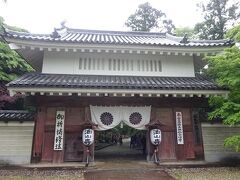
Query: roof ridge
0 110 34 113
65 27 166 37
4 26 235 47
166 33 184 43
5 26 166 37
4 27 50 37
14 72 209 79
189 39 233 43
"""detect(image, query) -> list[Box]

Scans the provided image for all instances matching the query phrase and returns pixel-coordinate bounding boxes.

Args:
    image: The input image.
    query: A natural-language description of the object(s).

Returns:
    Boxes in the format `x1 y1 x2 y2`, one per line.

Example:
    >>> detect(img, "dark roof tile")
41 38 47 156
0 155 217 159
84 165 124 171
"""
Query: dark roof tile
0 110 35 121
4 27 234 47
7 73 227 91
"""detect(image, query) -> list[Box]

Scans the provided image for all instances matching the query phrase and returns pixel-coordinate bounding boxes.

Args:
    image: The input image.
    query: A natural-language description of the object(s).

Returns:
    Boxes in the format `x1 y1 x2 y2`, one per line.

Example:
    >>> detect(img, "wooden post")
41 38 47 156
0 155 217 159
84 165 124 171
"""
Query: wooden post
84 106 91 122
146 128 151 161
32 106 46 162
53 151 64 163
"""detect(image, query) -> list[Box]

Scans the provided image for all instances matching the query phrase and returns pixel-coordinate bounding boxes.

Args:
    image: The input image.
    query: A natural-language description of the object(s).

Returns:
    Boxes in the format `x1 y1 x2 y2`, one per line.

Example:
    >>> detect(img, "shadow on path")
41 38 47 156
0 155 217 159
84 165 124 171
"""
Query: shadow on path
84 169 174 180
95 138 145 162
91 139 174 179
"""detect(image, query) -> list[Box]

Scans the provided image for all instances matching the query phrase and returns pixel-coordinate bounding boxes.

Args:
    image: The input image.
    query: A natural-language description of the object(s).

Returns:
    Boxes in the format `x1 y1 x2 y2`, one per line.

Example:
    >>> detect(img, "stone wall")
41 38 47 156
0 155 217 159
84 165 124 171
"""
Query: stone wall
201 123 240 162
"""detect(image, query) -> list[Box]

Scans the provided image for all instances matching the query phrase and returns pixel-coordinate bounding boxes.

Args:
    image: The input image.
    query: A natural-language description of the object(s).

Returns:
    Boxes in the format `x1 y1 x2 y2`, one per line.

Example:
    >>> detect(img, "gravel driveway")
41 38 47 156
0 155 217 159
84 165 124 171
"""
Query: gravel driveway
0 167 239 179
0 169 84 180
166 167 240 180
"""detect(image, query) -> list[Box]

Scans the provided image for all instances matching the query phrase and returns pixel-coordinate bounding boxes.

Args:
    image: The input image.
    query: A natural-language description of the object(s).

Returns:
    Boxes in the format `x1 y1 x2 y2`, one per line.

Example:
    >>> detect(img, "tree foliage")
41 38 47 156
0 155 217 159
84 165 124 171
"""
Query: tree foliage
224 135 240 152
0 16 28 34
206 24 240 151
0 16 33 109
0 17 33 81
0 42 33 82
226 23 240 40
206 44 240 151
194 0 240 40
174 27 195 39
125 2 175 33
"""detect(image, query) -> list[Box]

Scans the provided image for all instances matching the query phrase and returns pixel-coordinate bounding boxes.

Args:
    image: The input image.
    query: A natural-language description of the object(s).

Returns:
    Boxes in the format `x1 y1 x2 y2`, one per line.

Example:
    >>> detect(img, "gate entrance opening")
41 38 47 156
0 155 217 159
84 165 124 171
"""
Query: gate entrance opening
95 123 147 161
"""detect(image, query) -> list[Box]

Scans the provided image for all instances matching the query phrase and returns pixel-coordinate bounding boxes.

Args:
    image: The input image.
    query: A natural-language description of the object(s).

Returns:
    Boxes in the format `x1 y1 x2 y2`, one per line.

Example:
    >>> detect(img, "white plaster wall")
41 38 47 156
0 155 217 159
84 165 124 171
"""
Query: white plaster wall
0 122 34 165
201 123 240 162
42 51 75 74
42 51 195 77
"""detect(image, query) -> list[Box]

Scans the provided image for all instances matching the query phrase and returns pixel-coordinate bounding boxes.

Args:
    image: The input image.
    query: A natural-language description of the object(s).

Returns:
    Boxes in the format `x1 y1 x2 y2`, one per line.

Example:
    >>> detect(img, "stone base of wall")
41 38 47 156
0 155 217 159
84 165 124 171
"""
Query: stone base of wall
0 122 34 164
201 123 240 162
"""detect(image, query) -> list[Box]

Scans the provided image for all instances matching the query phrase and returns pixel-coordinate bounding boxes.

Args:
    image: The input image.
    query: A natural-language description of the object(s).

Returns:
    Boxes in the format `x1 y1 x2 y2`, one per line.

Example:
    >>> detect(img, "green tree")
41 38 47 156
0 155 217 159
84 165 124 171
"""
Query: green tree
206 25 240 151
0 16 28 34
0 16 33 109
0 42 33 82
125 2 175 33
174 27 195 39
194 0 240 40
226 23 240 40
0 17 32 81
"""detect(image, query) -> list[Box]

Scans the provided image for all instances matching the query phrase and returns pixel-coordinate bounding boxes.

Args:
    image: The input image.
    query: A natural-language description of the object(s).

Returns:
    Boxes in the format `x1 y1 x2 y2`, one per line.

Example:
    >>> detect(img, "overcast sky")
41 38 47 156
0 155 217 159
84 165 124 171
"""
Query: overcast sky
0 0 207 33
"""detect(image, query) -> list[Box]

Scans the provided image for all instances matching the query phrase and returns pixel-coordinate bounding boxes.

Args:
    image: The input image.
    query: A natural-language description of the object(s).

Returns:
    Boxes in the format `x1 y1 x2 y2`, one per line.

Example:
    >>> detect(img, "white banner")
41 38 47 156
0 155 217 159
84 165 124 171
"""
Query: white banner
54 111 65 150
90 106 151 131
123 106 151 130
176 112 184 144
90 106 122 130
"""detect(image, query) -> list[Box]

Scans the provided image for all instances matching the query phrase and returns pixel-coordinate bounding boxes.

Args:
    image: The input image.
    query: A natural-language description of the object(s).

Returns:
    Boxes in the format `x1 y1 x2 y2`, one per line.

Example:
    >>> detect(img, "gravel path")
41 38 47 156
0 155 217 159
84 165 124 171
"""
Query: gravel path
0 169 84 180
166 167 240 180
84 169 173 180
0 167 239 179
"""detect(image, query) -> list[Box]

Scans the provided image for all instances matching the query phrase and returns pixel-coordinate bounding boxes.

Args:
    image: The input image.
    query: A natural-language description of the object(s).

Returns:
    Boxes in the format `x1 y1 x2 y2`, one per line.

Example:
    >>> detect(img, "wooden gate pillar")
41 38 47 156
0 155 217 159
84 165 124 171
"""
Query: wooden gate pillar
32 106 46 163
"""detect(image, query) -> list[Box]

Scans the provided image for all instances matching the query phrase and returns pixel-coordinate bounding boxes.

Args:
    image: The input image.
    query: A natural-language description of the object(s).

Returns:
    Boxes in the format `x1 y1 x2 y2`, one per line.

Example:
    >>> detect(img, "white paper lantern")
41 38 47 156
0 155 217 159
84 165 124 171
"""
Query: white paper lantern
82 129 94 146
150 129 161 145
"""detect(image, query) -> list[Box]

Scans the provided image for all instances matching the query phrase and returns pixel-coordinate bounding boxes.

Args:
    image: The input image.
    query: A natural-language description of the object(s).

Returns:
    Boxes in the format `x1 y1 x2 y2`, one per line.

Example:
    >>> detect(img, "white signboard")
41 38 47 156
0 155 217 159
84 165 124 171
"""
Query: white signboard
54 111 65 150
82 129 94 146
150 129 161 145
176 112 184 144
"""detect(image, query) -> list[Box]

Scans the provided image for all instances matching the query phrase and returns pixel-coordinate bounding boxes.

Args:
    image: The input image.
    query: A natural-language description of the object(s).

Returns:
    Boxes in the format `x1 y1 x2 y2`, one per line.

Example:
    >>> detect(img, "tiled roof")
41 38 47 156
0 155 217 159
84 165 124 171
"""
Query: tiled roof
4 27 234 47
0 110 35 121
7 73 226 91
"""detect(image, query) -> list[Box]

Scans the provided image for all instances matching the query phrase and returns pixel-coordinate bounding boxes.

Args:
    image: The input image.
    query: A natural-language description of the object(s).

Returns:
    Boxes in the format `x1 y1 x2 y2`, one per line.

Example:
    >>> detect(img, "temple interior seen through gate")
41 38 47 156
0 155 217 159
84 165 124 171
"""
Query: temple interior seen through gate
95 124 146 161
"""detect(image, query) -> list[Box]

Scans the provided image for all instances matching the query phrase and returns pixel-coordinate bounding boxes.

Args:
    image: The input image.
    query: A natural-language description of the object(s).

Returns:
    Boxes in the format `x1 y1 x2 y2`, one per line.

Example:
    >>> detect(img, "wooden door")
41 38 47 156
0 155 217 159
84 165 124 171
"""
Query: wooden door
174 108 195 160
159 132 176 160
64 133 83 162
42 132 54 162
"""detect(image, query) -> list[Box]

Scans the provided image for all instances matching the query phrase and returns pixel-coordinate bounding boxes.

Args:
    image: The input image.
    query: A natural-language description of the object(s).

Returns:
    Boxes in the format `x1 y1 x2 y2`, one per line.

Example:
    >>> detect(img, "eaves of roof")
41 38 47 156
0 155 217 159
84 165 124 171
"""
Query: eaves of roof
3 27 234 48
0 110 35 121
7 73 227 91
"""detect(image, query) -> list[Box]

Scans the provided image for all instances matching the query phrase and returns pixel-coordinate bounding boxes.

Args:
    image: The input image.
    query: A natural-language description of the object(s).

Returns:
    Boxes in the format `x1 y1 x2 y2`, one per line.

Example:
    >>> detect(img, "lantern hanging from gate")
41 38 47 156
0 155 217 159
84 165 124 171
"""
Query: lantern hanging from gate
82 129 94 146
150 129 161 145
